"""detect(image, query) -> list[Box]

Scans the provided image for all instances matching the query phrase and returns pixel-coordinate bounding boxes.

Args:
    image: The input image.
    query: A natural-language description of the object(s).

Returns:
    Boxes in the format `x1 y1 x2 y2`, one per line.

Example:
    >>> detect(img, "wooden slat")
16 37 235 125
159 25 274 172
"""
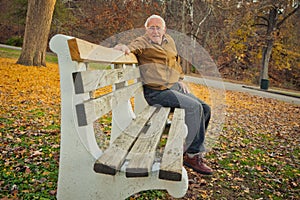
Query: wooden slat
76 82 143 126
159 108 186 181
94 106 157 175
126 107 171 178
67 38 138 64
73 67 140 94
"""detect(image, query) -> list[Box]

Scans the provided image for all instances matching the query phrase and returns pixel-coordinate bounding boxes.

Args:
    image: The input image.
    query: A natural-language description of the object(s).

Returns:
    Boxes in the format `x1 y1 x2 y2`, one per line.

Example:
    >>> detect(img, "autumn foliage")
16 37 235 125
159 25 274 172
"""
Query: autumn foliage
0 57 299 199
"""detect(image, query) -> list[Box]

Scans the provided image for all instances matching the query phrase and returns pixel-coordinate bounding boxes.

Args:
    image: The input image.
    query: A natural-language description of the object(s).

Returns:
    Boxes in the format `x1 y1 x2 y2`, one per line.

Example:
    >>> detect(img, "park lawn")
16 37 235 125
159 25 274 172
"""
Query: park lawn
0 57 299 200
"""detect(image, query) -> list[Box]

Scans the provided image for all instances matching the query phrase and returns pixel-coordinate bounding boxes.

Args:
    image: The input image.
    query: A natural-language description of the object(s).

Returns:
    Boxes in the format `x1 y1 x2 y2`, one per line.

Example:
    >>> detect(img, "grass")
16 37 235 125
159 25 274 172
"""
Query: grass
0 47 58 63
0 47 21 58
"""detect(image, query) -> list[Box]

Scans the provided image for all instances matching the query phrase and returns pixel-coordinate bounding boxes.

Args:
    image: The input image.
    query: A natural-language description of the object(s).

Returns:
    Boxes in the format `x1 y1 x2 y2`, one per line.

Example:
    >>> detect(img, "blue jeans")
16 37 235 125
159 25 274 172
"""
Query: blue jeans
143 82 211 154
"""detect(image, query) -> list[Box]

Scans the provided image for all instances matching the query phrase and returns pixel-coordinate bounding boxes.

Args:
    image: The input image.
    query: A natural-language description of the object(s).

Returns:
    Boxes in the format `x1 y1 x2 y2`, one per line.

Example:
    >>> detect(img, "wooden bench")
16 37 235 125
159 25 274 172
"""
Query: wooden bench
49 34 188 200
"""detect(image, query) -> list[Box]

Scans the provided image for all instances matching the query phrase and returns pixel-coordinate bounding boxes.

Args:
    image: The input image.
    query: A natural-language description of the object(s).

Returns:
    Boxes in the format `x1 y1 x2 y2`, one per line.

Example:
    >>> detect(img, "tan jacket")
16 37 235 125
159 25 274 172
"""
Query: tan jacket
128 34 184 90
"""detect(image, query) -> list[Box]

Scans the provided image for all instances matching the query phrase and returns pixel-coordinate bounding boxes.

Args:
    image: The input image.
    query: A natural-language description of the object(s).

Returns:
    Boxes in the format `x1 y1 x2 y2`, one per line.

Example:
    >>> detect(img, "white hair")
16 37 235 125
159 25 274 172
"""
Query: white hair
144 14 166 28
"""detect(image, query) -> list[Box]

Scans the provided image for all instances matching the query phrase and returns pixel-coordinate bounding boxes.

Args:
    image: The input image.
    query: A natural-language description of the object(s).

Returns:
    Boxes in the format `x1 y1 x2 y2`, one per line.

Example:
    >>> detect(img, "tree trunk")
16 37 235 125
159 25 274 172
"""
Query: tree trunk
181 0 189 74
260 40 273 89
17 0 56 67
259 7 277 90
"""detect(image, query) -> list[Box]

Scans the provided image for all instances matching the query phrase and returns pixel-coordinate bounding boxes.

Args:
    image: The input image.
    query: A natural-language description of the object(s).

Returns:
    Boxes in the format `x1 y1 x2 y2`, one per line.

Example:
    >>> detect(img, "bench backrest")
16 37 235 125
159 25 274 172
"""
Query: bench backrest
50 35 149 157
69 37 152 142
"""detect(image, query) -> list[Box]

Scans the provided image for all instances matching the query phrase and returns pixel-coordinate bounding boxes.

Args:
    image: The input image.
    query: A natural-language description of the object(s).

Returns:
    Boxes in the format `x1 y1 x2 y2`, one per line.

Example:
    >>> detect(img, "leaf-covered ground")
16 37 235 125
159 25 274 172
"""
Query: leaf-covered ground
0 58 60 199
0 58 299 200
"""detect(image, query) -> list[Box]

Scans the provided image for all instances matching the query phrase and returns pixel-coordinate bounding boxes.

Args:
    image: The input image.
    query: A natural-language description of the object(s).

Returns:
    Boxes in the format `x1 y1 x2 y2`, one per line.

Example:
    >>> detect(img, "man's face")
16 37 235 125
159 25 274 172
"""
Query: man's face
146 18 166 45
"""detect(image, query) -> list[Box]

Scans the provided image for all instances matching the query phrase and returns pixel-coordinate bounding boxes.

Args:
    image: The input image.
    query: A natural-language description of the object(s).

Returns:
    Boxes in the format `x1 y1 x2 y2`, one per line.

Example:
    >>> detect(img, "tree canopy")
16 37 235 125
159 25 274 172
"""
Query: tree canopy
0 0 299 89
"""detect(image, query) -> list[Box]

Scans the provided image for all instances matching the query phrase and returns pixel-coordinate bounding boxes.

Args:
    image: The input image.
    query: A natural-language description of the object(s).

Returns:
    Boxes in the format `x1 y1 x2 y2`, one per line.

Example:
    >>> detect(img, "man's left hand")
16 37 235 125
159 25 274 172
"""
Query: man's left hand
178 80 190 94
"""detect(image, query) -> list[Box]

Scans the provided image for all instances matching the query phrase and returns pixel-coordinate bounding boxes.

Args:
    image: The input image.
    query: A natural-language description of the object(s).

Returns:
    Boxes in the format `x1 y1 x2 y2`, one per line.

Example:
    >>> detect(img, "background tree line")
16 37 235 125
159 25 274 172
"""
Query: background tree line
0 0 299 90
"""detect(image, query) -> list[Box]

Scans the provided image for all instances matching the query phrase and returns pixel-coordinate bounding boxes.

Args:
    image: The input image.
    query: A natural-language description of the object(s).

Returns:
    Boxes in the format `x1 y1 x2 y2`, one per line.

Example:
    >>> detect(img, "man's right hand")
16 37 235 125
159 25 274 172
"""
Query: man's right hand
113 44 130 55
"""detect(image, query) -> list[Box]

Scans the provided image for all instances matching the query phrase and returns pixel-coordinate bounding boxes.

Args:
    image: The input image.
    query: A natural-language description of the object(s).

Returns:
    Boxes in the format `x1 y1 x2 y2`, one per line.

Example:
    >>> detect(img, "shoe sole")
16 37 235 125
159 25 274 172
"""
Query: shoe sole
183 161 213 175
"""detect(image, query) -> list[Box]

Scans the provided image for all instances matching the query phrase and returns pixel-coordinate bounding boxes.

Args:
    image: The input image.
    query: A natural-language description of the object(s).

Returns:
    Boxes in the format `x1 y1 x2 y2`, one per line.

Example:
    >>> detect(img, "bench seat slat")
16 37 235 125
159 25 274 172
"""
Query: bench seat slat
94 106 157 175
126 107 171 178
73 67 140 94
159 108 186 181
76 82 143 126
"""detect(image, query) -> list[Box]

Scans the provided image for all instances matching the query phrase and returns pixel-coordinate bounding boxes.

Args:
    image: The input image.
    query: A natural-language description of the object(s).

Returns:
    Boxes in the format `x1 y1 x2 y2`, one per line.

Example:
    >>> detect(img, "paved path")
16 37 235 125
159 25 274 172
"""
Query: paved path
185 76 300 105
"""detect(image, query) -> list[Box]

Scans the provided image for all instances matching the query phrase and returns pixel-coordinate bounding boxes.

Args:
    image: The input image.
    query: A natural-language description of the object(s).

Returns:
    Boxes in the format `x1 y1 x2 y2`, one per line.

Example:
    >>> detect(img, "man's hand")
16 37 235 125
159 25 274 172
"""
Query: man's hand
178 80 190 94
113 44 130 55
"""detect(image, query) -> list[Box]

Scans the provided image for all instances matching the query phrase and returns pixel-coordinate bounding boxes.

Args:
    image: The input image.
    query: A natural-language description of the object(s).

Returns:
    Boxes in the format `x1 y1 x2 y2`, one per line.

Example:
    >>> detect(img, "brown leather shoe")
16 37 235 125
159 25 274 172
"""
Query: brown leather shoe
183 153 213 175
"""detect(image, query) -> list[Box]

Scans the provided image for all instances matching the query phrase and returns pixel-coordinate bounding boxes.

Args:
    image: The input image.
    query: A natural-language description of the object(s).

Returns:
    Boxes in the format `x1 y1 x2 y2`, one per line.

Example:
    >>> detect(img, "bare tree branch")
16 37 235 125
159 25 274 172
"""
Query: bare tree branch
254 23 268 27
194 6 212 38
277 4 300 28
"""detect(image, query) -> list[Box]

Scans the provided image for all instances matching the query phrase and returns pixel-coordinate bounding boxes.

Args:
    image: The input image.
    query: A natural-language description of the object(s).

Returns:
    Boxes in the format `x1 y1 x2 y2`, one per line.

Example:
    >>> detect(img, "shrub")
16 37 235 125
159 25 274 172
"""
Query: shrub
6 36 23 47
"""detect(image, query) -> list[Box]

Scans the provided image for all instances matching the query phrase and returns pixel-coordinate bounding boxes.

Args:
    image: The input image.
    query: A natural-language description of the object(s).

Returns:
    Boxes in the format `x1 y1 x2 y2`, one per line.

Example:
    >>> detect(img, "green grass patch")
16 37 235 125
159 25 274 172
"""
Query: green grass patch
0 47 58 63
88 62 111 70
29 109 46 117
0 47 21 58
45 124 60 130
0 117 14 125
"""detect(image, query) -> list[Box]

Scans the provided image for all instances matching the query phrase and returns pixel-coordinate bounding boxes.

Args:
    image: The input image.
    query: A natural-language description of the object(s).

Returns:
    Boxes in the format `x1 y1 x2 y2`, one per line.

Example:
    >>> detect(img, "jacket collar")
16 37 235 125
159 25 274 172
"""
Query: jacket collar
145 34 169 45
